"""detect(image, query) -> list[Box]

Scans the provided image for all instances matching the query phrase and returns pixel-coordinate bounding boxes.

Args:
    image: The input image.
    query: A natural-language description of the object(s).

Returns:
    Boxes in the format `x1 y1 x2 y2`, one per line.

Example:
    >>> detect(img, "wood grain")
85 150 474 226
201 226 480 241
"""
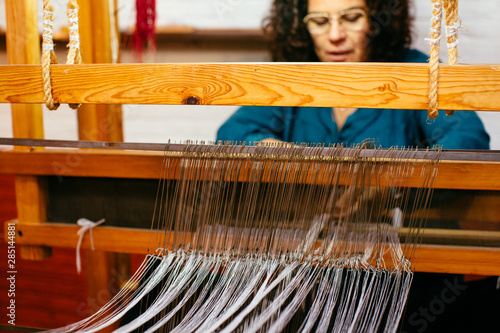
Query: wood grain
10 221 191 255
6 0 44 140
0 63 499 110
8 221 500 275
77 0 123 143
399 228 500 247
0 149 499 190
414 191 500 223
414 245 500 276
5 0 51 261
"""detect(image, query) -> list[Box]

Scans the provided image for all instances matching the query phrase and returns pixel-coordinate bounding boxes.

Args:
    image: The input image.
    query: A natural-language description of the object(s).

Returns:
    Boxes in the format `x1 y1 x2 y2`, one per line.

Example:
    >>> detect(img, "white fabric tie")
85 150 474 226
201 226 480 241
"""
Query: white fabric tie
425 2 443 46
391 207 403 228
76 218 106 274
446 20 461 48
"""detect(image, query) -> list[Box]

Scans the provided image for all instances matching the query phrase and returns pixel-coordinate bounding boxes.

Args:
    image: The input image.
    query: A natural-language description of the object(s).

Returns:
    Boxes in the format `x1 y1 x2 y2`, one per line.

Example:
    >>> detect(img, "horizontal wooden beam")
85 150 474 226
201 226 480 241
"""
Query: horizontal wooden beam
7 221 500 275
9 221 185 255
0 148 499 190
399 228 500 247
0 63 499 110
413 245 500 276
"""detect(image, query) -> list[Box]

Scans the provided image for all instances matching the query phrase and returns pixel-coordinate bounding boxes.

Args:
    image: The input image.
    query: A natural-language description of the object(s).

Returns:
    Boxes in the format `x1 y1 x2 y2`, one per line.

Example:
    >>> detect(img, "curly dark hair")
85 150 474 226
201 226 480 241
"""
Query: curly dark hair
263 0 413 62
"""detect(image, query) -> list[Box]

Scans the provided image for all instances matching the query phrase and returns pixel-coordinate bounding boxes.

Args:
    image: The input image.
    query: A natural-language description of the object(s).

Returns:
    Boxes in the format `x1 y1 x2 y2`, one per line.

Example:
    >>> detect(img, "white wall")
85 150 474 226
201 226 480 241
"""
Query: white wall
0 0 498 147
0 0 272 32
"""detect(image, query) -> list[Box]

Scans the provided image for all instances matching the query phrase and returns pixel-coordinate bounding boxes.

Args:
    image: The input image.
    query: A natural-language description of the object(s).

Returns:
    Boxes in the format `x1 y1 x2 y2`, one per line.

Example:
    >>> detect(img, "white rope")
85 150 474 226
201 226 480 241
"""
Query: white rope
67 5 81 49
446 20 461 48
42 20 54 42
431 2 443 20
75 218 106 274
425 2 443 46
425 35 441 45
42 44 54 51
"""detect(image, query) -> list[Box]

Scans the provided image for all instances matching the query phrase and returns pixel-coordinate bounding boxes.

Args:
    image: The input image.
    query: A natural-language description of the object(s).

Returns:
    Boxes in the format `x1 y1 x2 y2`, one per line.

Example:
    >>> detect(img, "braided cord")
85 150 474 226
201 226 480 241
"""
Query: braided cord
427 0 443 119
42 0 59 110
66 0 83 109
442 0 460 116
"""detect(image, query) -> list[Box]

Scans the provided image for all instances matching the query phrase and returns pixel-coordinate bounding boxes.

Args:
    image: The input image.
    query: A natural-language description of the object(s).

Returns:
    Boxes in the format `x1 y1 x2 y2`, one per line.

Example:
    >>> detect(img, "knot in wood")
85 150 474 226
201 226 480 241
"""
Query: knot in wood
183 96 201 105
378 84 391 92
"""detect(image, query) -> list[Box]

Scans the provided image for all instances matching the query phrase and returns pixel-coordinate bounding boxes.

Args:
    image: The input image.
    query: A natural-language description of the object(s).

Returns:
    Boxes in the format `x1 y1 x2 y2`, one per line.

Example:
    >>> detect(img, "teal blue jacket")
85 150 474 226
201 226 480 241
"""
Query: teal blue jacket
216 50 490 149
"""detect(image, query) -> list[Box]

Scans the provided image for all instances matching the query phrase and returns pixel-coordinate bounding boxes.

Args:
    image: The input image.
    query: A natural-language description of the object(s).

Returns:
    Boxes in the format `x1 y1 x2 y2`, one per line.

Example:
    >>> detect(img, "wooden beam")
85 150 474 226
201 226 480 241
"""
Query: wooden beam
8 221 500 275
10 222 190 256
0 149 499 190
76 0 124 325
413 191 500 223
414 245 500 276
5 0 44 140
77 0 123 143
0 63 499 110
399 228 500 247
5 0 51 261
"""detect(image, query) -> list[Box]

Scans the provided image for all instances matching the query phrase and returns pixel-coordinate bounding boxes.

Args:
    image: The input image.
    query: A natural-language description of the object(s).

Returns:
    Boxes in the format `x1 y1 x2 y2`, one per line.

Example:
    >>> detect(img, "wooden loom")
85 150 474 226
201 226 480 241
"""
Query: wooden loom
1 0 500 317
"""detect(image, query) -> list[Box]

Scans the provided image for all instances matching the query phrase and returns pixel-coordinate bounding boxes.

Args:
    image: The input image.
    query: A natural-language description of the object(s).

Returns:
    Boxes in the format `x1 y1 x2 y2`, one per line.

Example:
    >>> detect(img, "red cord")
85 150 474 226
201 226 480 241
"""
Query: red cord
134 0 156 62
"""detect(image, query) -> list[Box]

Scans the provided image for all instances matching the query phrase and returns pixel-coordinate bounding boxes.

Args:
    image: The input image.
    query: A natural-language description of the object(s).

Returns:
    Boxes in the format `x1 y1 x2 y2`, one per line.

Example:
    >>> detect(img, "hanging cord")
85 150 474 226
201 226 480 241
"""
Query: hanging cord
75 218 106 274
66 0 83 109
134 0 157 62
42 0 60 110
426 0 443 120
443 0 460 64
442 0 460 116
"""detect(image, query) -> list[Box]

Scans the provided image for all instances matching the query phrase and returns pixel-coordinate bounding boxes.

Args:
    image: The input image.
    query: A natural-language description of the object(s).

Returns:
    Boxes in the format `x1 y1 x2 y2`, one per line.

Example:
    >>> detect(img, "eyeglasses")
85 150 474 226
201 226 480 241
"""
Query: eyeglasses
303 8 368 35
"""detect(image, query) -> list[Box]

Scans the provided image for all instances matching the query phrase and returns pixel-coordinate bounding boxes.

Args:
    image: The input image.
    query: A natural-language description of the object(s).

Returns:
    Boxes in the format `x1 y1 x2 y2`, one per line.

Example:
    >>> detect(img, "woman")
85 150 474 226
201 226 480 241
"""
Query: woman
216 0 490 150
216 1 497 332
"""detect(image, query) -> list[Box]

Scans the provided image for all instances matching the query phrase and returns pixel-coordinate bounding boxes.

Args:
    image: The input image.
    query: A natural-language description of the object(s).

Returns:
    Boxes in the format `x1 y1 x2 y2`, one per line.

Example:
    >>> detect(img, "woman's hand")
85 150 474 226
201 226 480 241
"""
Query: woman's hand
258 138 296 147
327 186 392 222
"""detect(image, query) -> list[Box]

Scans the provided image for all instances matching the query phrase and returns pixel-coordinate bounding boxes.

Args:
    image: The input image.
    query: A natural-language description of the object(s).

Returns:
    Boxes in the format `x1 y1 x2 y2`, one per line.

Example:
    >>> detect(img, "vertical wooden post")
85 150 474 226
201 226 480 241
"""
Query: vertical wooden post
6 0 51 260
77 0 129 322
78 0 123 142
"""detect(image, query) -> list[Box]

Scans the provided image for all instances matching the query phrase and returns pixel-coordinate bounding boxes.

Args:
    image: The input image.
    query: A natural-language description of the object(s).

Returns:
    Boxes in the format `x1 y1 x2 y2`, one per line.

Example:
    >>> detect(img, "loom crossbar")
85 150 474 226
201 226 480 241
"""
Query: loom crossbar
0 63 499 110
0 148 498 190
6 221 500 276
2 137 500 161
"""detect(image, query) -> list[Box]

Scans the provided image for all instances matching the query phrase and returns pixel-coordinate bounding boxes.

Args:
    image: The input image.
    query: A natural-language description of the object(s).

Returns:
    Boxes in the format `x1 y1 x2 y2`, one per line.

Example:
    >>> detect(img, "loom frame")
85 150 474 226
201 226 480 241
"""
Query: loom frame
1 0 500 280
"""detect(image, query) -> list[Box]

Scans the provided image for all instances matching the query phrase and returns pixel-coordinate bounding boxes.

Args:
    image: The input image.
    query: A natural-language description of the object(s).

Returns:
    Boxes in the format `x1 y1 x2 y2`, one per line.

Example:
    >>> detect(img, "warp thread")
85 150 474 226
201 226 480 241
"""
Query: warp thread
39 145 441 332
